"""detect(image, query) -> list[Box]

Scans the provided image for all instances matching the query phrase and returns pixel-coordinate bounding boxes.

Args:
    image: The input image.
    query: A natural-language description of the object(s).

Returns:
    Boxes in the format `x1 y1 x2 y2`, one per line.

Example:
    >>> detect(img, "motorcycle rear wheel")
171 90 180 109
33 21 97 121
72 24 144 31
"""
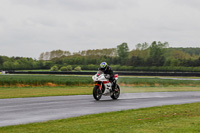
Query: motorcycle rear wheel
93 85 102 101
111 84 120 100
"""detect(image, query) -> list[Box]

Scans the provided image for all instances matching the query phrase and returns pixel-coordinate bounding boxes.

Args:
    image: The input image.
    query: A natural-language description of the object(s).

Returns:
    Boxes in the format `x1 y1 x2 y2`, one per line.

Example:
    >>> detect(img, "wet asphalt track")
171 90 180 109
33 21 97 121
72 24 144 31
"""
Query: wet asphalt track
0 91 200 127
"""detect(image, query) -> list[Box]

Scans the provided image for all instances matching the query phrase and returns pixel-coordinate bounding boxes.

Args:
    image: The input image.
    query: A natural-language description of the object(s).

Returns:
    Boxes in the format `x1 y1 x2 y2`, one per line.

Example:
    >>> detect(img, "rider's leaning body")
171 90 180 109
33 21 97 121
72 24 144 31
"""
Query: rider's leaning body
98 62 115 89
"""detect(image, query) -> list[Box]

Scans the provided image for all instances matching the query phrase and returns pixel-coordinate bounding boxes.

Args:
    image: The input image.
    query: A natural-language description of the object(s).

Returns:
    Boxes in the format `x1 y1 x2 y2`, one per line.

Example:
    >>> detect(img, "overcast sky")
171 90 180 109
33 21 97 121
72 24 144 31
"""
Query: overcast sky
0 0 200 59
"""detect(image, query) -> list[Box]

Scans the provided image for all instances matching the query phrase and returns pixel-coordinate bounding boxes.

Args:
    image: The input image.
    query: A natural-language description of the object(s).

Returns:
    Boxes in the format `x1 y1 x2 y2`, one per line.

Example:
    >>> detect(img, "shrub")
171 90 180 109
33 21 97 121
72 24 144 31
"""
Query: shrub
60 65 72 71
50 65 59 71
87 64 97 70
60 66 68 71
110 65 121 71
74 66 81 71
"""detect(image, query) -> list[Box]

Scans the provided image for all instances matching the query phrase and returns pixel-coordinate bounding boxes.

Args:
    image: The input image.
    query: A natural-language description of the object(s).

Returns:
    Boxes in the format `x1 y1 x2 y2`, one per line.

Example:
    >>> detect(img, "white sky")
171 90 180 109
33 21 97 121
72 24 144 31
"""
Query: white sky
0 0 200 59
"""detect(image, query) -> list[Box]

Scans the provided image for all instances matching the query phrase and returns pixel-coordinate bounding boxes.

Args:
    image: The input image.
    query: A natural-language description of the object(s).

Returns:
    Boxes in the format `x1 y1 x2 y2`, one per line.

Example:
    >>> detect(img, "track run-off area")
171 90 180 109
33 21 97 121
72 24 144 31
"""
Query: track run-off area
1 91 200 127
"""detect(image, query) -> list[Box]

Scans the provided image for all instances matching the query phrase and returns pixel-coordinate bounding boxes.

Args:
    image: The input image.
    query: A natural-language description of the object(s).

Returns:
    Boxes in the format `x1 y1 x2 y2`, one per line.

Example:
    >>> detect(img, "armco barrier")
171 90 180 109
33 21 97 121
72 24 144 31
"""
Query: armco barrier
6 71 200 77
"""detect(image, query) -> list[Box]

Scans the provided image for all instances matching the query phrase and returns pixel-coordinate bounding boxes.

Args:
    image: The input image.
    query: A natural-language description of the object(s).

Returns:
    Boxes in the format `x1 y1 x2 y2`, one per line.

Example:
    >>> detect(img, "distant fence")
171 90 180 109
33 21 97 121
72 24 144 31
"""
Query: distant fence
6 71 200 77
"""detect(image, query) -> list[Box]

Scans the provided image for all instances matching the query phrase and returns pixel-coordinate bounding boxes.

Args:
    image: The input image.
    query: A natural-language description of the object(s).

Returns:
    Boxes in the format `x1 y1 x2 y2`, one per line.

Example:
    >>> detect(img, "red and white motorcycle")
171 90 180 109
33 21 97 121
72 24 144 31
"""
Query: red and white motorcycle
92 70 120 100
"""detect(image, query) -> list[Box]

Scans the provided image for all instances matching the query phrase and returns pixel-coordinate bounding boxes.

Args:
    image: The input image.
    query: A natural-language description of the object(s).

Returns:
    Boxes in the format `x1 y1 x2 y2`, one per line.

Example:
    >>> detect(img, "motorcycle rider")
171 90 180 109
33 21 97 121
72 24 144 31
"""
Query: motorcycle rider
98 62 116 90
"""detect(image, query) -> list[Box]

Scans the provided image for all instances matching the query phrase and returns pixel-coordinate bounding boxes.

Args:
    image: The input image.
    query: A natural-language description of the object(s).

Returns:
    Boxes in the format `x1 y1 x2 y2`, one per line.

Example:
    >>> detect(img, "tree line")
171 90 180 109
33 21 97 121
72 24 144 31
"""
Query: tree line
1 41 200 71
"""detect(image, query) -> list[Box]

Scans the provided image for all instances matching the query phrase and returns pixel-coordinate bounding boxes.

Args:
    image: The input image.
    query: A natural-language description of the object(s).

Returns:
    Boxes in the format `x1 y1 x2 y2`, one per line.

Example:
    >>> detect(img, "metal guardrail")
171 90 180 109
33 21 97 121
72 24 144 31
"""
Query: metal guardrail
6 71 200 77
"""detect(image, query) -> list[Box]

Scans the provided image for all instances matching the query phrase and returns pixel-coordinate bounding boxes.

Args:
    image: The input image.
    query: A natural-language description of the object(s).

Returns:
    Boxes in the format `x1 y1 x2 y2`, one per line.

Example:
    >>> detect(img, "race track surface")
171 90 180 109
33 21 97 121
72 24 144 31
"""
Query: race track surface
0 91 200 127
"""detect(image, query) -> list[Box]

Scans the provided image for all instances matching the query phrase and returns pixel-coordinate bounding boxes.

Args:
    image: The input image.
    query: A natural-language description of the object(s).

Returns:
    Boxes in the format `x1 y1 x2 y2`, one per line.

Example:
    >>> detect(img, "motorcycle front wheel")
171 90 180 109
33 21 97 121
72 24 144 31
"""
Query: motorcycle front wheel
93 85 102 101
111 84 120 100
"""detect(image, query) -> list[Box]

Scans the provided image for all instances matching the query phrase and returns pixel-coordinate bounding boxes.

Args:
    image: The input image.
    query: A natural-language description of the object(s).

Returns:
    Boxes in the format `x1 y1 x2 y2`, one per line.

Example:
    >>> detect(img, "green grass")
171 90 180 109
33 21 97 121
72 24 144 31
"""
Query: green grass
1 102 200 133
16 69 51 72
0 86 92 99
0 75 92 86
119 76 200 86
15 69 92 72
0 86 200 99
1 75 200 87
1 75 200 99
121 86 200 93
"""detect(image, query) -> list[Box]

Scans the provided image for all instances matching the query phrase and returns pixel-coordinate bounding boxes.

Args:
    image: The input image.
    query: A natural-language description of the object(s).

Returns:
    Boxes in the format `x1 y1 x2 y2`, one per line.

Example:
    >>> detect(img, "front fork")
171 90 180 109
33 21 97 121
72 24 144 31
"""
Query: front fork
95 81 102 90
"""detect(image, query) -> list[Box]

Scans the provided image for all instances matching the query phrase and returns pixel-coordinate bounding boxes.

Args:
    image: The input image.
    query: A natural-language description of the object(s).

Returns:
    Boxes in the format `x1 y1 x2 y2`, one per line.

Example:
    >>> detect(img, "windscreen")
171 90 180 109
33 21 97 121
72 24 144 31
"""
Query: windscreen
97 70 104 75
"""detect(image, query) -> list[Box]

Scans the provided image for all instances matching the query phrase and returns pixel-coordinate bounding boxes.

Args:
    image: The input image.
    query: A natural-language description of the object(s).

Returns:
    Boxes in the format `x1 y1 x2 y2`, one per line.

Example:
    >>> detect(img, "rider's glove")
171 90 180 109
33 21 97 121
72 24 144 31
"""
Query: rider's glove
104 74 110 79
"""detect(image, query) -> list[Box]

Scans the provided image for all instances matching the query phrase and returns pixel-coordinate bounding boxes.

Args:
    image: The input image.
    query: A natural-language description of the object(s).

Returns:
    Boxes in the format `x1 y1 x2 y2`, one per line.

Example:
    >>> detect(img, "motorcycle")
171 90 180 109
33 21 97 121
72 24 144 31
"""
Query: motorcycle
92 70 120 101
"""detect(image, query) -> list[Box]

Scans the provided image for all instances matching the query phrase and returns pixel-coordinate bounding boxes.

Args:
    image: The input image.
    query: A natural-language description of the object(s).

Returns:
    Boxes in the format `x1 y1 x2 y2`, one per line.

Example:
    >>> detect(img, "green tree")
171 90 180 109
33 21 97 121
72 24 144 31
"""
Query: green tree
0 56 4 65
147 41 169 66
3 61 13 70
116 42 129 64
43 61 54 69
129 42 149 66
171 50 191 60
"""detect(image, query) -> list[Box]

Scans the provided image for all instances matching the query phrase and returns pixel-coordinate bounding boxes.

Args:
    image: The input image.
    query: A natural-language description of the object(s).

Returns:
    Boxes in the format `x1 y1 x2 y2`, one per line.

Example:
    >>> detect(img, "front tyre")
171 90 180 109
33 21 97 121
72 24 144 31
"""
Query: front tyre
93 85 102 101
111 84 120 100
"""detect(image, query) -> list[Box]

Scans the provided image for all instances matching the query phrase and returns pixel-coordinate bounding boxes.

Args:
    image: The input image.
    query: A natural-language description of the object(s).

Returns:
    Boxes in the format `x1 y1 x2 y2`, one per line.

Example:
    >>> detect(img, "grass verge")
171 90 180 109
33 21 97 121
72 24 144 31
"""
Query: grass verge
0 86 92 99
0 86 200 99
121 86 200 93
1 75 200 87
0 102 200 133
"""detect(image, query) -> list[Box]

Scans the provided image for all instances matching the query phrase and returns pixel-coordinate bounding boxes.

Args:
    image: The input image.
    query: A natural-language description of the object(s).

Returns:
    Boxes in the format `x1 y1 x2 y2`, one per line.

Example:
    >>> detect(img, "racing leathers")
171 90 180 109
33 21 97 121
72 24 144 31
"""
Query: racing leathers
98 65 116 90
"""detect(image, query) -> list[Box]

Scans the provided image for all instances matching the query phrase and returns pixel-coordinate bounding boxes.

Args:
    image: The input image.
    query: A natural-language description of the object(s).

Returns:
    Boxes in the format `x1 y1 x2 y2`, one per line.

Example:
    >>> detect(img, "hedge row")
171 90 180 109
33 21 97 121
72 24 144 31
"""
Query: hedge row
78 65 200 72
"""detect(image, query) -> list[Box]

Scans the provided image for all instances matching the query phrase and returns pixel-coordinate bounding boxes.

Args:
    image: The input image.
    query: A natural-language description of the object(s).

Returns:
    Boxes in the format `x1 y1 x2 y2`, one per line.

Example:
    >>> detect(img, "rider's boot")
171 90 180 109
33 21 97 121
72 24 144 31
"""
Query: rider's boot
112 80 116 91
